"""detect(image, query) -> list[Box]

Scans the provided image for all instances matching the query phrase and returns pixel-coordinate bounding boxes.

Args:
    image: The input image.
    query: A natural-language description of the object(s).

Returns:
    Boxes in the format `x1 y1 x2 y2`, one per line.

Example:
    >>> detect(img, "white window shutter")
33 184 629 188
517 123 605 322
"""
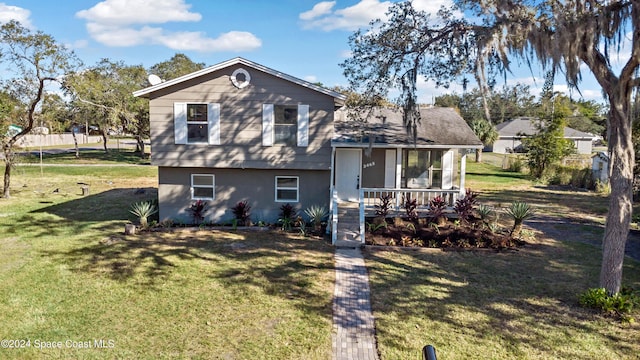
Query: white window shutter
174 102 187 144
262 104 274 146
297 104 309 147
442 150 454 189
208 103 220 145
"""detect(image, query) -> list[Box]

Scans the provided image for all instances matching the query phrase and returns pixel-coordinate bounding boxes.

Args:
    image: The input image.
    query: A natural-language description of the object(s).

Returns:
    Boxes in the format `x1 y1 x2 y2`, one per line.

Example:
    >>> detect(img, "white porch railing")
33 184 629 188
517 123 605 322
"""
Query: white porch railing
360 187 461 215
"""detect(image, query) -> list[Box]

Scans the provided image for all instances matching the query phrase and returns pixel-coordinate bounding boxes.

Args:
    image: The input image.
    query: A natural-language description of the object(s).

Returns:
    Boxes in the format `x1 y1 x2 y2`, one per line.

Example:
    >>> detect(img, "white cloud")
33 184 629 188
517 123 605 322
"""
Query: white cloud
157 31 262 52
76 0 201 25
76 0 261 52
339 49 352 58
411 0 454 14
299 1 336 21
415 75 463 104
304 75 318 83
0 3 33 28
300 0 391 31
300 0 456 31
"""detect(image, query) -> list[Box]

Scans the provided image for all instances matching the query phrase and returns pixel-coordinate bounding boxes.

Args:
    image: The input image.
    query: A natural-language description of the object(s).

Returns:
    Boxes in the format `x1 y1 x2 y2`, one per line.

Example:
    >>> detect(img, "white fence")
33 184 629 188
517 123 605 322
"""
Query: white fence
16 134 102 148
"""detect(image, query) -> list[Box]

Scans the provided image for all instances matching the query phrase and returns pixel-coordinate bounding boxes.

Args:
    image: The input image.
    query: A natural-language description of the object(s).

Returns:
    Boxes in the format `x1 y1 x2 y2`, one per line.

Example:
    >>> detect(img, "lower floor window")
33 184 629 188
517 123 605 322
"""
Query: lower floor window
402 149 442 188
191 174 215 200
275 176 299 202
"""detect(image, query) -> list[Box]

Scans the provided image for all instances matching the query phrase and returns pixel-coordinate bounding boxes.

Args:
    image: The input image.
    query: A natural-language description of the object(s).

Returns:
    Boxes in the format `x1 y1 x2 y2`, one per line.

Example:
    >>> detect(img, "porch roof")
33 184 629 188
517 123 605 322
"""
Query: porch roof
332 106 483 148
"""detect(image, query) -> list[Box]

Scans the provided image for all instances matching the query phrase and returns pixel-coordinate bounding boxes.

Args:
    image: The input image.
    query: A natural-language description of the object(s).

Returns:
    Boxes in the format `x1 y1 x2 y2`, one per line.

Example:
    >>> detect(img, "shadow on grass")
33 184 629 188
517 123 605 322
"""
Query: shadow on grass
3 188 158 239
364 241 640 358
40 229 334 316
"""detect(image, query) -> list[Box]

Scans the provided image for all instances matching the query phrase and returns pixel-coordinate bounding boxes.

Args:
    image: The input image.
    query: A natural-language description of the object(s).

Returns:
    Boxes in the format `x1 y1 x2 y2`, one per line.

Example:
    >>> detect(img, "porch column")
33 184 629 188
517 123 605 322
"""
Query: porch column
395 148 402 211
395 148 402 188
459 151 467 196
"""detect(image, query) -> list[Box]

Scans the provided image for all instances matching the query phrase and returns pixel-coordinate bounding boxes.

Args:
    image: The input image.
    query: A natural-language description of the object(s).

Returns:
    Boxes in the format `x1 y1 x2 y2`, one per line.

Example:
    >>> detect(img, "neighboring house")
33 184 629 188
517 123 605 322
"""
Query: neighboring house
592 151 609 184
133 57 483 231
490 117 596 154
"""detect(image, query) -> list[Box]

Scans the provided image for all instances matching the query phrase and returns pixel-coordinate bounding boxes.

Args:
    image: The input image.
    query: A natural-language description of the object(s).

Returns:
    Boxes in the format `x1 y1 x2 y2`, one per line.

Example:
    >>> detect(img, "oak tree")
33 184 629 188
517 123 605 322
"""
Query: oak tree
0 20 79 198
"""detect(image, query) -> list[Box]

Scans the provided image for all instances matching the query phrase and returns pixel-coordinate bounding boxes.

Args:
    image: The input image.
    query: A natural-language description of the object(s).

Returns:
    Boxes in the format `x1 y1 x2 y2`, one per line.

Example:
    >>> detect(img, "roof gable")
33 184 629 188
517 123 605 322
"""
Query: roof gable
133 57 347 102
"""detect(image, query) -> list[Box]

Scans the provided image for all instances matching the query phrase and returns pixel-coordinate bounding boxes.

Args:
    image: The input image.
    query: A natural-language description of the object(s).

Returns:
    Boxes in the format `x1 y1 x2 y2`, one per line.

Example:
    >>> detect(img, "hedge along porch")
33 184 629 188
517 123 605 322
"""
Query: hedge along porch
329 107 483 244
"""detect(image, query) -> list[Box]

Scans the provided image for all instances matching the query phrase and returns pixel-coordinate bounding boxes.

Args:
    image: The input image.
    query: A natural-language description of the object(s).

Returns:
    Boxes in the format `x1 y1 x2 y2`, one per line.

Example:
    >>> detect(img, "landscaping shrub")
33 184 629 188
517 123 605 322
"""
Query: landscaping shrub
279 203 296 231
129 201 158 228
188 200 209 225
505 201 534 238
402 194 418 222
579 287 640 321
454 189 478 224
427 196 447 226
375 193 393 218
304 204 328 232
231 200 252 226
549 165 595 189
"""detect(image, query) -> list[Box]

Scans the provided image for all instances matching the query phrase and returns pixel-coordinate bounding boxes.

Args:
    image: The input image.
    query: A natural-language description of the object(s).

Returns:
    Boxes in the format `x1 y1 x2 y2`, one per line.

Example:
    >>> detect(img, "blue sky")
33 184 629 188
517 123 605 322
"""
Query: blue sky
0 0 620 104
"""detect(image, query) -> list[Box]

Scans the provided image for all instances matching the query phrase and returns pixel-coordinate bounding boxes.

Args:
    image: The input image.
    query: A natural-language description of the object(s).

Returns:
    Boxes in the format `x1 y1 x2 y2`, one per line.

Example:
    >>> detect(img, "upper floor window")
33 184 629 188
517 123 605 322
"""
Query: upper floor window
187 104 208 143
274 105 298 146
174 102 220 145
262 104 308 147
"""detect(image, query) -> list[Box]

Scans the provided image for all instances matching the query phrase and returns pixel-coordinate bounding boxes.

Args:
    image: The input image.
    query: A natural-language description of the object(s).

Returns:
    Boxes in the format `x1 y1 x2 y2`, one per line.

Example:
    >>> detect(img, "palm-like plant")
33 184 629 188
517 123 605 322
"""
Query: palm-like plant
129 201 158 228
304 205 328 231
505 201 534 237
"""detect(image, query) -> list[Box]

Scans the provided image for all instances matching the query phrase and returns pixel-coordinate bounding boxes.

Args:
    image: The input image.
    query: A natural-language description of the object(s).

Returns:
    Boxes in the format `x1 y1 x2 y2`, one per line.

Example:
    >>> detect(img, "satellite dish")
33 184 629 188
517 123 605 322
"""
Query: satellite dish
148 74 162 85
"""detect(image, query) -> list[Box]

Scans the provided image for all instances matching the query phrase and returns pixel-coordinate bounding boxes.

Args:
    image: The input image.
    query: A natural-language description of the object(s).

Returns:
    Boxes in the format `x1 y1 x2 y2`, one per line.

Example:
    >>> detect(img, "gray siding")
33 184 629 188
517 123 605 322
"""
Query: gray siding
158 166 330 224
148 65 335 169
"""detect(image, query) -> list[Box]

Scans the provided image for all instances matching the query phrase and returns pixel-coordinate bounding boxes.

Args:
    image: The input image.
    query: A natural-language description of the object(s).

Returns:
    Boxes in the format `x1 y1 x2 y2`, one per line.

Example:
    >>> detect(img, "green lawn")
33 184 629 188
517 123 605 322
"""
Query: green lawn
2 156 640 359
0 165 334 359
19 148 151 165
366 157 640 359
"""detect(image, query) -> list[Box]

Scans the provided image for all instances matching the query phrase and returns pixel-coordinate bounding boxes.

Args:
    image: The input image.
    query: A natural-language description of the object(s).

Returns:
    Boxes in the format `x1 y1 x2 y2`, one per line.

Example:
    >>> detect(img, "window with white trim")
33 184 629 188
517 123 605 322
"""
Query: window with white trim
275 176 299 202
401 150 443 189
262 104 308 147
274 105 298 146
187 104 208 143
191 174 215 200
174 103 220 145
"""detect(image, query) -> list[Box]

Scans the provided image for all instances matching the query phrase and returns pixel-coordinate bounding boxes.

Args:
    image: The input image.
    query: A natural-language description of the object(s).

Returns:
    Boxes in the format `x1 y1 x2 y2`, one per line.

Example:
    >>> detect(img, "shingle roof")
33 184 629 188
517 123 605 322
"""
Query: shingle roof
496 117 596 139
332 107 483 148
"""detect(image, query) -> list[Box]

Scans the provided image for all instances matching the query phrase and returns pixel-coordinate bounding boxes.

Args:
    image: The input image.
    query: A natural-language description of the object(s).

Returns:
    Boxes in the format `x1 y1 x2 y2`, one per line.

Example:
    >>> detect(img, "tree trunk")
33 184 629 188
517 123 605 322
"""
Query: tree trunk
101 131 109 153
135 135 145 158
3 147 12 198
600 102 634 295
71 130 79 158
475 148 483 163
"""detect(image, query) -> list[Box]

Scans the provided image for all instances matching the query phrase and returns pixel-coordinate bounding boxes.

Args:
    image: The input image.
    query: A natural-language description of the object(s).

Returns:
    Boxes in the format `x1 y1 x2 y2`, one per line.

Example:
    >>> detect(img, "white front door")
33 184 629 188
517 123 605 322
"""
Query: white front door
335 148 361 201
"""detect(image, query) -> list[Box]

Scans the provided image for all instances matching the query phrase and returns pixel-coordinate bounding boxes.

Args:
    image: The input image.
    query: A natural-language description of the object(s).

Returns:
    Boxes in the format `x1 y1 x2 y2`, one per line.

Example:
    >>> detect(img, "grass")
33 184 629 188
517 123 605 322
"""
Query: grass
0 165 334 359
3 153 640 359
18 149 151 165
365 156 640 359
365 242 640 359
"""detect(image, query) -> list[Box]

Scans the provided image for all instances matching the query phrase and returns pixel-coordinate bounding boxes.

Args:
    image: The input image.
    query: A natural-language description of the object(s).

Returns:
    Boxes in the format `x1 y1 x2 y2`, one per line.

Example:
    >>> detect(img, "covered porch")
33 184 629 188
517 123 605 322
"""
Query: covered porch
329 106 484 245
329 146 478 245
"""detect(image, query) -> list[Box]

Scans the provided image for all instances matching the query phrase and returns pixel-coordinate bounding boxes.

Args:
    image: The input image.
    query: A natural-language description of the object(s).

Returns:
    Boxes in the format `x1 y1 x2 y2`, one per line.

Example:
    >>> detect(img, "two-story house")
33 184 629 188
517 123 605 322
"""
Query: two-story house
134 57 482 232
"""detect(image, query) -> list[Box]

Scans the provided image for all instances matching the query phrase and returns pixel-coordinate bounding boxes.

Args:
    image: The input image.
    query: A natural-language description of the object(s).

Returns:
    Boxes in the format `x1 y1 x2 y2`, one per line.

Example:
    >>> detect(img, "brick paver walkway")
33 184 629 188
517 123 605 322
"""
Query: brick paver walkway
332 247 379 360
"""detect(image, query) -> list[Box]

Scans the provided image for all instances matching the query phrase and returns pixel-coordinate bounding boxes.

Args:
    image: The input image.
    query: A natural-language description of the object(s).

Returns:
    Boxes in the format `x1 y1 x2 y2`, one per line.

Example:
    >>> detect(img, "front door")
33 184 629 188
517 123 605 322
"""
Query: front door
335 148 361 201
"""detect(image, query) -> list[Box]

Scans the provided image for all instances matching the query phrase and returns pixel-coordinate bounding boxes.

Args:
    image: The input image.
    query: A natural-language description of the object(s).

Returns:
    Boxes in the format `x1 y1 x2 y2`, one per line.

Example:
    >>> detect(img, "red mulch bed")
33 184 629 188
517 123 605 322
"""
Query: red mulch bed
366 217 526 250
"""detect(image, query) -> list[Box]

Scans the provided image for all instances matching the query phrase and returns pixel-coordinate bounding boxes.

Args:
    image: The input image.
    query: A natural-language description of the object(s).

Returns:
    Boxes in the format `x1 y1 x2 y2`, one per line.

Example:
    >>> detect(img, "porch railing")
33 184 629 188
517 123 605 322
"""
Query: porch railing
360 187 461 215
331 188 338 245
